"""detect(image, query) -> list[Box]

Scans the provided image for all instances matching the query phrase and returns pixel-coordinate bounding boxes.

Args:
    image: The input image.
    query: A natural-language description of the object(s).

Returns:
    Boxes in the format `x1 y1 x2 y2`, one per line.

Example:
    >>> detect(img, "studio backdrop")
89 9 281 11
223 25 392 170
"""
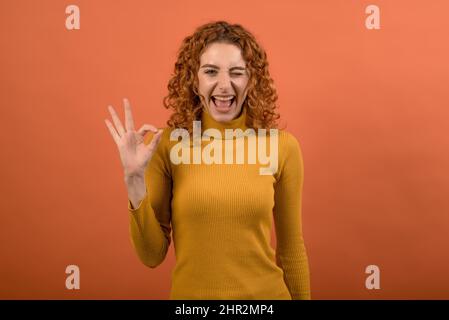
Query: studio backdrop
1 0 448 299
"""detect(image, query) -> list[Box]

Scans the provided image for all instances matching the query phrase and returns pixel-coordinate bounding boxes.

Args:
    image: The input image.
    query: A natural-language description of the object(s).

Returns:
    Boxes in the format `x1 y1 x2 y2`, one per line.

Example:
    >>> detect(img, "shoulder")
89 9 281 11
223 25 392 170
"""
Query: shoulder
277 129 303 159
274 129 304 179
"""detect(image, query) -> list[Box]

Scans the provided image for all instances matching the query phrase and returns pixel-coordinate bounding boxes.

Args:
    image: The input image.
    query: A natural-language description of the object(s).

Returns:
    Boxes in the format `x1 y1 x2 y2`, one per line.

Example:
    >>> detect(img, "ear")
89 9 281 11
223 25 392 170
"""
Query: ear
197 93 208 109
192 82 198 95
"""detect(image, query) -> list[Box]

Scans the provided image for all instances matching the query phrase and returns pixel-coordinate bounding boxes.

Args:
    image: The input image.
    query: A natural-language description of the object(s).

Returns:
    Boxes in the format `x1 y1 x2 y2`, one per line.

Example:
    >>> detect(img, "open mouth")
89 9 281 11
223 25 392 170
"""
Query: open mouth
211 96 236 112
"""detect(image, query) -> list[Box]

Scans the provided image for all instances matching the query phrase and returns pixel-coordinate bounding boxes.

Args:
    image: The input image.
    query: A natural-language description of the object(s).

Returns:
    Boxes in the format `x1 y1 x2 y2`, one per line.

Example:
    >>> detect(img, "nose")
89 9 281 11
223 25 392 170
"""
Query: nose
216 71 232 91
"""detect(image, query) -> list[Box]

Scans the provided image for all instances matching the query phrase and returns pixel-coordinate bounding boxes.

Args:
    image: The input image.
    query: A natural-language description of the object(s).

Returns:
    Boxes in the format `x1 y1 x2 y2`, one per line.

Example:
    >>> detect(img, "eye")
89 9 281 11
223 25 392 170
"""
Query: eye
205 70 244 76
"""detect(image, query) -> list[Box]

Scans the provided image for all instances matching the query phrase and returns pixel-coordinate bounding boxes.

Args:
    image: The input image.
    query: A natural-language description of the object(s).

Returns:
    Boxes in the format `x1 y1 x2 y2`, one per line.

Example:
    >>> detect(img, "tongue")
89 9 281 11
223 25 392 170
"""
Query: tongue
215 99 232 108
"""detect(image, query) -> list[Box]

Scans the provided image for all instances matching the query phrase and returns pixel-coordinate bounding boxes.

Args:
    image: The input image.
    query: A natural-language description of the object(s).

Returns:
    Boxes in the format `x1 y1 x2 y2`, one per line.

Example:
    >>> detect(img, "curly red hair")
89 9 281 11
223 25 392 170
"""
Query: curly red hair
163 21 283 133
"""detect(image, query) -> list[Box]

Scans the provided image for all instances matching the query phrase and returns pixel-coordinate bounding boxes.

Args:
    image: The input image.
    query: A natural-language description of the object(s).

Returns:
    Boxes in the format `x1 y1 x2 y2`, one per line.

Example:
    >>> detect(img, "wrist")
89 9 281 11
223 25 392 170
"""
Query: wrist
124 171 145 183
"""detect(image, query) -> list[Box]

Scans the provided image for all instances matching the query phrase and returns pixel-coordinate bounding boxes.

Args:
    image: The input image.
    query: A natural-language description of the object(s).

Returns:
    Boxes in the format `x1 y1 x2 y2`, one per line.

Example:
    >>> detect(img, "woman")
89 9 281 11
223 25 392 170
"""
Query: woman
105 21 311 300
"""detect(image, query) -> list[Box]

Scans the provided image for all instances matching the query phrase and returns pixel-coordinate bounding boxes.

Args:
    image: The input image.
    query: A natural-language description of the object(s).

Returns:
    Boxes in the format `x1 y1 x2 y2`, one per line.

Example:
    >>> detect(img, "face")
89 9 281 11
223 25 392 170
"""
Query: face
196 42 250 123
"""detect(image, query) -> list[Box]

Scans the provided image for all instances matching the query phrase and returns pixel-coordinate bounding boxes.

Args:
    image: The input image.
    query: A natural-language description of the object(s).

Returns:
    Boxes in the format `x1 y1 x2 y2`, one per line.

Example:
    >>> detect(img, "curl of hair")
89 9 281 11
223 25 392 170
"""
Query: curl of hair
162 21 282 133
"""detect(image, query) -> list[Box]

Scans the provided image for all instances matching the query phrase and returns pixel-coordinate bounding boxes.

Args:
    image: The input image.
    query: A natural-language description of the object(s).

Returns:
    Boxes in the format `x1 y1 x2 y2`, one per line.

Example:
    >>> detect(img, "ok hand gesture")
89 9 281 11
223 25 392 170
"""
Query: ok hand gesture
104 98 163 178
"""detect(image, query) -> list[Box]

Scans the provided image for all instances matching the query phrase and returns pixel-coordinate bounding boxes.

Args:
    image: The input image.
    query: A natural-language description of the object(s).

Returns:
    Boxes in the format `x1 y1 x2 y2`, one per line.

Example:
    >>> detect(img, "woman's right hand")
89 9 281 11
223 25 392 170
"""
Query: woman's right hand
104 98 163 178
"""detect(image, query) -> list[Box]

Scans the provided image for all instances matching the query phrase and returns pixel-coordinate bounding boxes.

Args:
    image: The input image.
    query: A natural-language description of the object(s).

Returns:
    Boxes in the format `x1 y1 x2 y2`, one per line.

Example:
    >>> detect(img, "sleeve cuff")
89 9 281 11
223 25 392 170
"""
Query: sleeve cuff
128 196 146 212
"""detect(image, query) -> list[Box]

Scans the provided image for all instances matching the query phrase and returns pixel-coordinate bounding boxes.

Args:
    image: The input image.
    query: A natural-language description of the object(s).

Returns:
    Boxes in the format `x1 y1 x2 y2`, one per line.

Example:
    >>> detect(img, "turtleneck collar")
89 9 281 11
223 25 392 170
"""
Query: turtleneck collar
199 106 249 139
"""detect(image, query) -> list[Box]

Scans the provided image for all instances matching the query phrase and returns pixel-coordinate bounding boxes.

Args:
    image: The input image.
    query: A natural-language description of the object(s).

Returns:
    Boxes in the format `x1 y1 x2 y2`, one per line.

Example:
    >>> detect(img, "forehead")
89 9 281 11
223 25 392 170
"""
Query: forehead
200 42 246 66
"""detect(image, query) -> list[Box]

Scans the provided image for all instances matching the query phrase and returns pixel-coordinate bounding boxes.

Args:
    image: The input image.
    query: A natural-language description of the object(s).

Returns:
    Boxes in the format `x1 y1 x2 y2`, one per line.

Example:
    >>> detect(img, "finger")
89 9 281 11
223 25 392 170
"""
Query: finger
108 105 126 137
104 119 120 145
123 98 135 132
137 124 158 136
146 130 163 153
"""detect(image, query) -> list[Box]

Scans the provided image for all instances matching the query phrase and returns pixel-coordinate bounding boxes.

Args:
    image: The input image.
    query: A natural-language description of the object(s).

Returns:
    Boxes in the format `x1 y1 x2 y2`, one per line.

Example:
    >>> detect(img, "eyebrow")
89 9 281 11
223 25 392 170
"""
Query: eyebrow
200 64 246 71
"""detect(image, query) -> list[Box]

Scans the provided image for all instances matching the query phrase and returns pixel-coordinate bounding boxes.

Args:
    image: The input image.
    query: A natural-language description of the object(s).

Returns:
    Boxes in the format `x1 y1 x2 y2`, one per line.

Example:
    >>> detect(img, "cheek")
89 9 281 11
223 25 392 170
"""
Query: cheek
198 77 214 90
234 78 249 89
197 82 211 97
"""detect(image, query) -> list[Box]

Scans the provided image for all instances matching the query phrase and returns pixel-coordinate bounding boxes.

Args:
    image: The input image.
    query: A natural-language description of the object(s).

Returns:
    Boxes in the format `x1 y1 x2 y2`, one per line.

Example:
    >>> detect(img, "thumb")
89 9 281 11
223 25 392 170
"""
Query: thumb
137 124 159 137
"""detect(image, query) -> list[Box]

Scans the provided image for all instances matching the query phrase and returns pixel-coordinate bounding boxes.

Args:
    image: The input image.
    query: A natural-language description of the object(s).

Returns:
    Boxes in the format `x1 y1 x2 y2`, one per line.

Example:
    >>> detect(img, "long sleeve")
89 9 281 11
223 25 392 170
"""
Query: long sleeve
273 132 311 300
128 129 172 268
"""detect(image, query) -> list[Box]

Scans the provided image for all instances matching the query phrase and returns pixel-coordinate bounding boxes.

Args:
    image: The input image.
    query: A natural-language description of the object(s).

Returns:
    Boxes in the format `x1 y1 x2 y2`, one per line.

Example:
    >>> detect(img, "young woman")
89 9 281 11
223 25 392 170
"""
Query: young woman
105 21 311 300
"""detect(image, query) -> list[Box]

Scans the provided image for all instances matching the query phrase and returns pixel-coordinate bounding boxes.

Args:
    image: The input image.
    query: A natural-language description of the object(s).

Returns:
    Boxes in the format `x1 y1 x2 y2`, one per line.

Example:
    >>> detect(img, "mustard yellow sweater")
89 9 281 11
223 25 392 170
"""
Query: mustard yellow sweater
128 107 311 299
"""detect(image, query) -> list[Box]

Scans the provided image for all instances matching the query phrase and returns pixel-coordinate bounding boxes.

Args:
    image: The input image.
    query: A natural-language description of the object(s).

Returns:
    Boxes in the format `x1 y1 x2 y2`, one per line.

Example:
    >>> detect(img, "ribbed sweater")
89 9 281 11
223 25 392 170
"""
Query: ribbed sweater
128 106 311 299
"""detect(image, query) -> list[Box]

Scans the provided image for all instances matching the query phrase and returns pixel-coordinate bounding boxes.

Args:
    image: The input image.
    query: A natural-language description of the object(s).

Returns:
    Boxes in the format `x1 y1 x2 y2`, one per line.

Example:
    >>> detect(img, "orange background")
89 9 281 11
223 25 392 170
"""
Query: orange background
1 0 448 299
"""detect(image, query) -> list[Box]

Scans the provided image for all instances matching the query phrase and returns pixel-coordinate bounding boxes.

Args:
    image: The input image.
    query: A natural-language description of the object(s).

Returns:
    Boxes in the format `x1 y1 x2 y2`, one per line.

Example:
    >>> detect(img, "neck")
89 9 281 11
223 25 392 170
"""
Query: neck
199 107 249 140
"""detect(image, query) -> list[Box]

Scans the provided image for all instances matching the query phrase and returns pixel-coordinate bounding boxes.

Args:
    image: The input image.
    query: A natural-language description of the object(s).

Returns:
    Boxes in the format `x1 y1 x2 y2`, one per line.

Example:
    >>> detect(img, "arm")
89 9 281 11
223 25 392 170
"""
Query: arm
128 130 172 268
273 132 311 300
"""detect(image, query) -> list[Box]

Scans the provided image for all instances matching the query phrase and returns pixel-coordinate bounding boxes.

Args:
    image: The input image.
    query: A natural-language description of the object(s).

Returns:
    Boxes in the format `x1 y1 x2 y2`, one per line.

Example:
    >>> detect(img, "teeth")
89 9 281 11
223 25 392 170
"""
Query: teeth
213 96 234 101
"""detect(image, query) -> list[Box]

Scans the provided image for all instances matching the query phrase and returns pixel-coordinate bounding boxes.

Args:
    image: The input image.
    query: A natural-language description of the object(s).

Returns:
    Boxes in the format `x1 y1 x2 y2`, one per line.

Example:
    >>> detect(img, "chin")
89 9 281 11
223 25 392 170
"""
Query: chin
210 107 241 123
